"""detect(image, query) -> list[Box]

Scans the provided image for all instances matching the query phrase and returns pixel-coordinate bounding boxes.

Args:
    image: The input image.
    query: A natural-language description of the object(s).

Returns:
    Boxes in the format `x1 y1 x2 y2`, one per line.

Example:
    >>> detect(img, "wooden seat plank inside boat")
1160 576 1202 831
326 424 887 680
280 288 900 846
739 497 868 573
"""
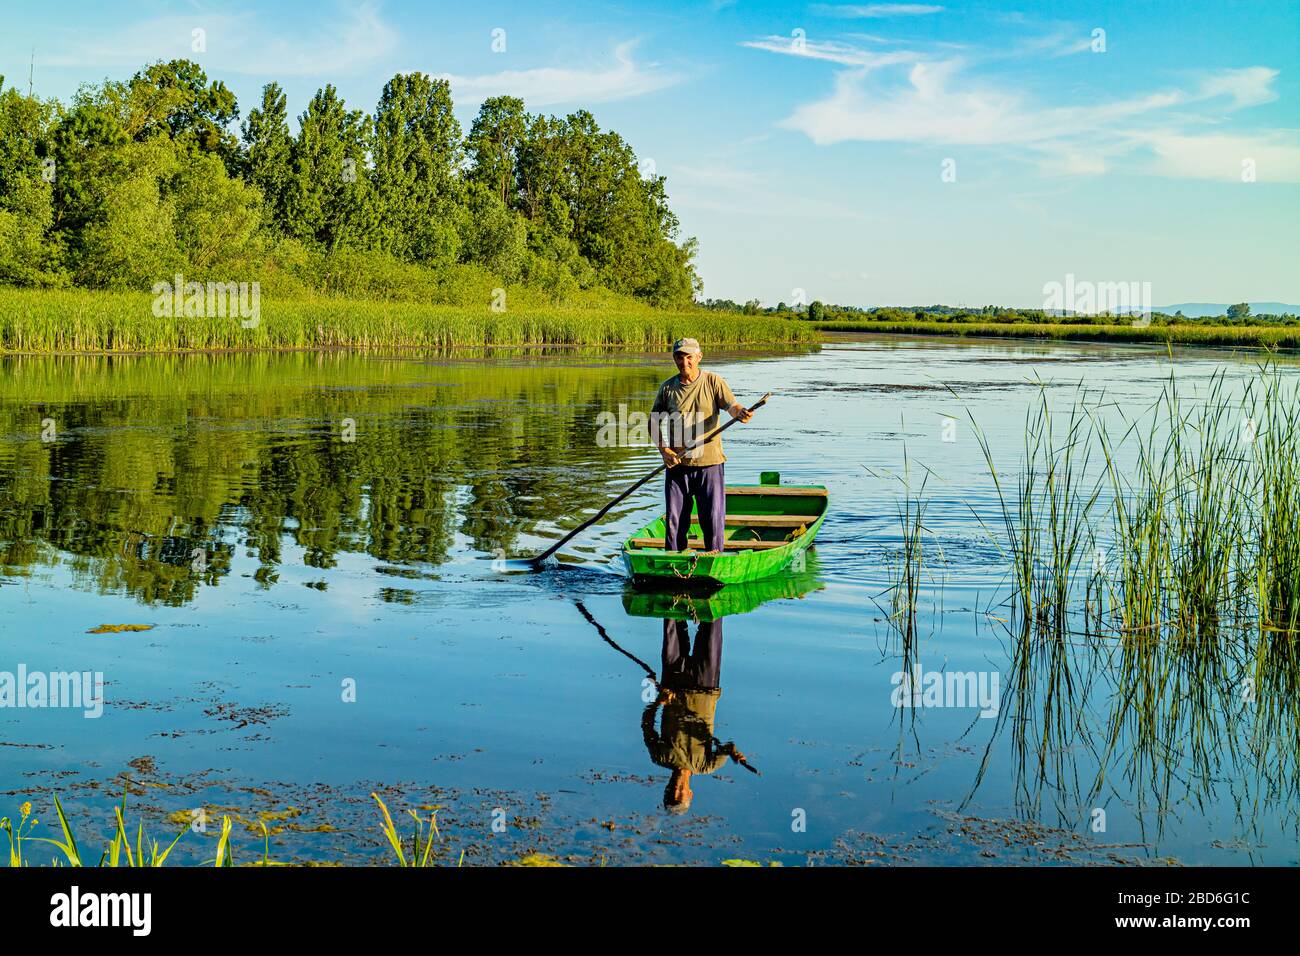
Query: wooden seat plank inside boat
724 514 810 528
724 486 828 497
627 537 789 551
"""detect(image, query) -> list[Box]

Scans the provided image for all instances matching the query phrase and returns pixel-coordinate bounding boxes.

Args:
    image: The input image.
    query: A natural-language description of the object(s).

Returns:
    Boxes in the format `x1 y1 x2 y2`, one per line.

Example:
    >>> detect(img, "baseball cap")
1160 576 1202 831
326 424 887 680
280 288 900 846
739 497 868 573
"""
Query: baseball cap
672 337 701 355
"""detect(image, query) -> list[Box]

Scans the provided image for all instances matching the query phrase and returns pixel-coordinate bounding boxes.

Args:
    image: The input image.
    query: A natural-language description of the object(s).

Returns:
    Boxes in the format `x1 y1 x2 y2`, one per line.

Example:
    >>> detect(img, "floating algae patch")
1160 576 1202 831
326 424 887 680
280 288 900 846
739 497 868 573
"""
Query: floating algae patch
127 756 158 775
87 624 155 634
930 811 1173 866
238 807 304 835
819 811 1179 867
163 805 328 837
506 853 567 866
166 809 198 828
202 702 290 730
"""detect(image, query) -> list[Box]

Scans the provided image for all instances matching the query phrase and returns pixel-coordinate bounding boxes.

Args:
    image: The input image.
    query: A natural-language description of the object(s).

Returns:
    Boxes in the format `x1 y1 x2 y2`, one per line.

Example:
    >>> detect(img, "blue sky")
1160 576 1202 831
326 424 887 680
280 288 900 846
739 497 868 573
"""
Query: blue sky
3 0 1297 306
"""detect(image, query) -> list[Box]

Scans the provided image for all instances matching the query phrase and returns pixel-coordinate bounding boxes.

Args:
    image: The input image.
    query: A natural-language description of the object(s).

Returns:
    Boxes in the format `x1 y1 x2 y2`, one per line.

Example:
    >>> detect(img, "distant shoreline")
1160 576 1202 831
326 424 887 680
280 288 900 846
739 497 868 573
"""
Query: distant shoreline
813 320 1300 351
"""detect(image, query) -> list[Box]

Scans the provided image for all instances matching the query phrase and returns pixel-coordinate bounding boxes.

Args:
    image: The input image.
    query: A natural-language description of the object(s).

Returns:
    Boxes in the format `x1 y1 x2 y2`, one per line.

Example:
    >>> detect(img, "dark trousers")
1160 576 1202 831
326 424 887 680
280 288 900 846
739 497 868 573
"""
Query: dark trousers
664 463 726 551
662 618 723 690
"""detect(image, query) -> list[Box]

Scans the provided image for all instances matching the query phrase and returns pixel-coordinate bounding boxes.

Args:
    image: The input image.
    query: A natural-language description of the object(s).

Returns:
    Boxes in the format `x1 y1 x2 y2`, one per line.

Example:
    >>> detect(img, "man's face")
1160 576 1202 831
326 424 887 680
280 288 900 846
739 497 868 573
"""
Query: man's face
665 768 694 812
674 350 701 377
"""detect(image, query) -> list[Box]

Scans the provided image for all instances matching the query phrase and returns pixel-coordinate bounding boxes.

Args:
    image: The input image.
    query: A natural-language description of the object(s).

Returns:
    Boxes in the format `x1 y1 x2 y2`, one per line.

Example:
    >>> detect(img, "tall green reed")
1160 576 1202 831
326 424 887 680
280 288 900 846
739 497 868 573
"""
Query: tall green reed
950 364 1300 828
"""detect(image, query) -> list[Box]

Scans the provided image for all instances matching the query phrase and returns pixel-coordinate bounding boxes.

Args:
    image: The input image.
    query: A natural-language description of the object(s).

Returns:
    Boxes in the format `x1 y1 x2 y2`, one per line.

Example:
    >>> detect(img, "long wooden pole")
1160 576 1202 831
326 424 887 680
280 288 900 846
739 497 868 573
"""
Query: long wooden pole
531 392 772 563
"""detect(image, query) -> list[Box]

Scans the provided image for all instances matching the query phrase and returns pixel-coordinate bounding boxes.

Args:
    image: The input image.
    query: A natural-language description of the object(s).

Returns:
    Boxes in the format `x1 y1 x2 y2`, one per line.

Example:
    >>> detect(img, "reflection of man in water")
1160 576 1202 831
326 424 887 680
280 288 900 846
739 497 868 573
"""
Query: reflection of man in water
642 617 746 813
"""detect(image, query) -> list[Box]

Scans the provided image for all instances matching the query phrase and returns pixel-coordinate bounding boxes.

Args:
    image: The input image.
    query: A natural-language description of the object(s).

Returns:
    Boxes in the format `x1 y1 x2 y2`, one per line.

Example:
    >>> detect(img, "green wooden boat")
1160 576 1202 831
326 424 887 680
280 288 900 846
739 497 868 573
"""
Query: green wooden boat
622 472 828 588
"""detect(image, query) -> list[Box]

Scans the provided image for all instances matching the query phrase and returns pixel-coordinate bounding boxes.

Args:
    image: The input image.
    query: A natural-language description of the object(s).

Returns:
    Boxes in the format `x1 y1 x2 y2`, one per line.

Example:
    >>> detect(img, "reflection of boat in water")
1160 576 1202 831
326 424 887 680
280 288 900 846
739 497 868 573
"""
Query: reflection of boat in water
622 474 828 588
622 565 825 622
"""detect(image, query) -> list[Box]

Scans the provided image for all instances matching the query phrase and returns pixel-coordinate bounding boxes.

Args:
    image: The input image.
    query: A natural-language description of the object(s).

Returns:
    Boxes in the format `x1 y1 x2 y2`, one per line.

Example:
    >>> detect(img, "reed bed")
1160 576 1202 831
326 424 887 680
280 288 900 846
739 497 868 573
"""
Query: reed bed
0 287 821 353
891 363 1300 824
940 364 1300 647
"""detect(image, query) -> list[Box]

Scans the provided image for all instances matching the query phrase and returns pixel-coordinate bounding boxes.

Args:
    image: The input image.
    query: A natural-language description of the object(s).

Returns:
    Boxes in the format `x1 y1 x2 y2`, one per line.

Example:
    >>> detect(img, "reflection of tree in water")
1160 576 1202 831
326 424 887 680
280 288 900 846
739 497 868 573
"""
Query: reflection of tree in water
0 351 661 605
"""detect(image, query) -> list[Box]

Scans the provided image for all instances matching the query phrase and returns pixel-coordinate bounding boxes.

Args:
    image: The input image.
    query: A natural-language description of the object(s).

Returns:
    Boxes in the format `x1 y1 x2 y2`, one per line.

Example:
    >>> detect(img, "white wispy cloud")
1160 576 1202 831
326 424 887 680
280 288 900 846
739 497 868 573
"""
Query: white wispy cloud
1195 67 1279 108
740 35 922 69
38 2 397 76
434 41 679 107
1139 129 1300 182
749 31 1300 181
811 4 945 17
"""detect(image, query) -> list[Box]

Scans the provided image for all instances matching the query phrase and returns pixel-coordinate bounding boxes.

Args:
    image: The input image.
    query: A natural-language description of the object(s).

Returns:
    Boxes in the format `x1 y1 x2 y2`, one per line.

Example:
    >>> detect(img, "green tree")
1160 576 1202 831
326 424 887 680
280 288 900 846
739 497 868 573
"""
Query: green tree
171 151 265 274
0 80 63 284
461 182 525 282
285 85 376 251
48 100 129 243
515 113 567 222
371 73 462 265
521 193 592 300
807 300 825 321
104 60 239 165
465 95 527 207
74 139 183 288
241 83 292 229
511 108 695 304
1227 302 1251 319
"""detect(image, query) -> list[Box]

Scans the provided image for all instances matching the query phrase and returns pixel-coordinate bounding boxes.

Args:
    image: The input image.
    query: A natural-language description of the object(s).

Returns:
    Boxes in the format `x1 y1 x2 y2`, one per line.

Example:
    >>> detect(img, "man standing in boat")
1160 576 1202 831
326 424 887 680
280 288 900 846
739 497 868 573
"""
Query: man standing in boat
652 338 753 553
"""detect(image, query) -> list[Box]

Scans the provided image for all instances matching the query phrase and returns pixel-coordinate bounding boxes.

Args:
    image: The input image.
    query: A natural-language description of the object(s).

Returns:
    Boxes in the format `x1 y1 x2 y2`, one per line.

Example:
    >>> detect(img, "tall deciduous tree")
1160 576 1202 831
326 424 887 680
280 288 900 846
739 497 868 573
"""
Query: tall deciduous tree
241 83 292 229
74 139 182 288
465 96 526 207
48 100 129 244
104 60 239 165
0 80 63 285
371 73 462 265
286 85 376 251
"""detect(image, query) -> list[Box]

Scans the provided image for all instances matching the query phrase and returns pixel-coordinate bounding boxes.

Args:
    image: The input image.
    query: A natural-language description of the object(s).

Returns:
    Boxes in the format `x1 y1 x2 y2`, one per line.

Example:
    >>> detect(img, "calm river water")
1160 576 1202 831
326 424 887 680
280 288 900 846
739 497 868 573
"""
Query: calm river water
2 334 1297 865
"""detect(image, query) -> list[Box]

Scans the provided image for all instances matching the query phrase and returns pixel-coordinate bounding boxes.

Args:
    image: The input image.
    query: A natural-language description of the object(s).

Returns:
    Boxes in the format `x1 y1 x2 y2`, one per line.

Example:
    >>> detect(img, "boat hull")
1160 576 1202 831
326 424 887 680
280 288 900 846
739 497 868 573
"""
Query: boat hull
622 483 828 588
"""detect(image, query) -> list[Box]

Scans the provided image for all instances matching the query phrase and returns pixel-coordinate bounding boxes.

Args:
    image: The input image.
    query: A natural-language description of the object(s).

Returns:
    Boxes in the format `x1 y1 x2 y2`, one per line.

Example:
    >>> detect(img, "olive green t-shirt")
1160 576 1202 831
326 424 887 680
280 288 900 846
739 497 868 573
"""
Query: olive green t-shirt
646 689 729 775
651 371 737 467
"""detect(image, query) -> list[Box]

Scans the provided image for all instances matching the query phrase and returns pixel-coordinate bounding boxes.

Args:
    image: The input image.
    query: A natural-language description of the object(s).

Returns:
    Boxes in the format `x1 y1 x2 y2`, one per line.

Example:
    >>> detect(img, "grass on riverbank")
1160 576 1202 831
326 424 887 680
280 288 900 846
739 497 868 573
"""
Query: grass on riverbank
0 287 820 353
816 319 1300 350
4 791 463 867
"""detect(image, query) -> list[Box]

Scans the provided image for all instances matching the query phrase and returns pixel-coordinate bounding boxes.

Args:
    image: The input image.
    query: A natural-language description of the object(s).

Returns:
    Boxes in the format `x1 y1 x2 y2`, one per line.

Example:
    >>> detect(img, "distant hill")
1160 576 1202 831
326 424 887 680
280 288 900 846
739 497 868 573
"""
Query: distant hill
1156 302 1300 317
